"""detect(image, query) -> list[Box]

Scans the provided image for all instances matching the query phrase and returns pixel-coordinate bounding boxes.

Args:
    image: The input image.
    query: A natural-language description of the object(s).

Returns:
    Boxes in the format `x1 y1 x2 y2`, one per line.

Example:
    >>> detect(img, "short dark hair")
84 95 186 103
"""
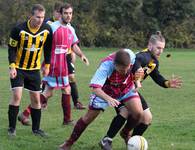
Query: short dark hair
114 49 131 66
60 3 73 14
31 4 45 15
54 1 64 12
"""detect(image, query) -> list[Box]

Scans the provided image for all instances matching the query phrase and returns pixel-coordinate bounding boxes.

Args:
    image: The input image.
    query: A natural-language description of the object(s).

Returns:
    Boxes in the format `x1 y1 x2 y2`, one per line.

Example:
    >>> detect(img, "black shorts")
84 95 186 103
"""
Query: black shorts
66 53 75 74
10 69 41 91
115 92 149 113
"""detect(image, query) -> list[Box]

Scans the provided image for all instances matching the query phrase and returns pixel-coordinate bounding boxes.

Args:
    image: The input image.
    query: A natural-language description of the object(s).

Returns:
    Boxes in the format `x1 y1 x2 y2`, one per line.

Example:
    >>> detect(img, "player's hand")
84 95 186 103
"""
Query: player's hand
107 98 120 107
9 68 17 79
134 68 144 81
81 55 89 66
42 67 49 77
169 75 182 88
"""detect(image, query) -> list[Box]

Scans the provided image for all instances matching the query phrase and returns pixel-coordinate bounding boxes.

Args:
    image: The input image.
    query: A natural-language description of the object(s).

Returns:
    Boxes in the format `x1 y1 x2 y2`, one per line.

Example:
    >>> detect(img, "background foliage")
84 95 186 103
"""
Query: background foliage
0 0 195 48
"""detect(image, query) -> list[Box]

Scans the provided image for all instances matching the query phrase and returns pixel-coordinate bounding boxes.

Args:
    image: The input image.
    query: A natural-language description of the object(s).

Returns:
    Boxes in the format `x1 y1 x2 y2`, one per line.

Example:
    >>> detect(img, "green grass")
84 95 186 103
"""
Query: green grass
0 47 195 150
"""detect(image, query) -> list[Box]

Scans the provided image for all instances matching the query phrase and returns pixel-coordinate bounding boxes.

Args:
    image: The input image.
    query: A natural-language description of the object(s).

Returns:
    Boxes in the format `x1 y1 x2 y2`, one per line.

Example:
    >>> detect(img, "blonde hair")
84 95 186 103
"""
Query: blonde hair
149 31 165 44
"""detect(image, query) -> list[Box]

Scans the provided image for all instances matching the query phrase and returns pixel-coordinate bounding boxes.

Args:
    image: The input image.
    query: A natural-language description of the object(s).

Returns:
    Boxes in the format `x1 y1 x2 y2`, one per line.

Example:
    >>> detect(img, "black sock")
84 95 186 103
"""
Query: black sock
132 123 149 136
106 114 126 138
70 82 79 105
31 108 41 131
8 105 19 129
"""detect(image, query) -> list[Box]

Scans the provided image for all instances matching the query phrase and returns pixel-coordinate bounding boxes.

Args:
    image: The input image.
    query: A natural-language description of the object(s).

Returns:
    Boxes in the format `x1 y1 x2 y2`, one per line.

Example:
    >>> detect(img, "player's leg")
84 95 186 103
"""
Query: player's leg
67 53 86 110
8 69 23 136
99 106 128 150
100 90 143 149
120 93 152 143
106 105 128 137
59 94 108 150
61 85 74 125
69 74 86 109
132 108 152 135
41 84 53 108
133 93 152 135
18 84 53 126
8 88 23 136
18 104 31 126
101 98 143 148
59 109 101 150
26 70 47 137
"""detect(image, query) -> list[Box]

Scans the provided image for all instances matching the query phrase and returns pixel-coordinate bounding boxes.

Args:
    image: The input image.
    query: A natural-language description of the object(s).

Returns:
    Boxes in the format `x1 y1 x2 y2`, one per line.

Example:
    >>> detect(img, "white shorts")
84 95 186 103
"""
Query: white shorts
89 88 139 111
42 76 69 88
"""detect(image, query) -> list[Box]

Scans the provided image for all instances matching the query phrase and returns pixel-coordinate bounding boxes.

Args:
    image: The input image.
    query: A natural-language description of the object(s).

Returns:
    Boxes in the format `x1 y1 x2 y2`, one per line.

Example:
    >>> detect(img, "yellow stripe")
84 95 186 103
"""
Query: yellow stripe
30 34 40 68
140 136 145 150
9 63 16 68
36 32 48 68
142 48 148 52
15 32 25 67
36 47 42 69
42 31 48 44
22 35 32 68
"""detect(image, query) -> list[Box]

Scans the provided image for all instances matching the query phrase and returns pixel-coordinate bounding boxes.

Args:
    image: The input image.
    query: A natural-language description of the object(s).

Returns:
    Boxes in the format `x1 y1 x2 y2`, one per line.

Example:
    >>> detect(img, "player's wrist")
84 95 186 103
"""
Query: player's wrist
164 80 171 88
9 63 16 69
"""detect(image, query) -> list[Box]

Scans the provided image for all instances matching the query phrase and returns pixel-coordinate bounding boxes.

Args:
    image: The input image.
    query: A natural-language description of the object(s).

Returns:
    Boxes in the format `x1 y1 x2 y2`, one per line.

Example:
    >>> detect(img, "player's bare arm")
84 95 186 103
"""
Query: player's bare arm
91 87 120 107
72 44 89 65
134 67 144 91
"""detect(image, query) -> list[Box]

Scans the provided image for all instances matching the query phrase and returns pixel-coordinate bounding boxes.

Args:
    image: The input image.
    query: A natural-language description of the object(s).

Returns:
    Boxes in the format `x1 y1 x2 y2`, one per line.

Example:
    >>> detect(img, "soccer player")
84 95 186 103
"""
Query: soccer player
7 4 52 137
59 49 145 150
101 31 183 146
47 1 86 110
41 3 89 125
18 2 86 126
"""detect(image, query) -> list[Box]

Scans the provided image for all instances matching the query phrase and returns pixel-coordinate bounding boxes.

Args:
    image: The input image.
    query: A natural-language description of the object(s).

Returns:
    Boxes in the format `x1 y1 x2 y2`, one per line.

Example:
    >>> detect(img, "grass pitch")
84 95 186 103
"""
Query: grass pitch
0 47 195 150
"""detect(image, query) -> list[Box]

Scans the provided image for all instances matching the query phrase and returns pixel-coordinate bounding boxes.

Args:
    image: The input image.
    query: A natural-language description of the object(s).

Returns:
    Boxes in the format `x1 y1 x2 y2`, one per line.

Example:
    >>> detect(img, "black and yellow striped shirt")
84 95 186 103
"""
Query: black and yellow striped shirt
8 20 52 70
132 49 169 88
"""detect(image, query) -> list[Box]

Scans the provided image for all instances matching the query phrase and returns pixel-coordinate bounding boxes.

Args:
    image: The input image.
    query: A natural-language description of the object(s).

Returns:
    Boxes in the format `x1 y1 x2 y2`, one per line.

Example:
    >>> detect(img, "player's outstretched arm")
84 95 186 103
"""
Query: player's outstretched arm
168 75 183 88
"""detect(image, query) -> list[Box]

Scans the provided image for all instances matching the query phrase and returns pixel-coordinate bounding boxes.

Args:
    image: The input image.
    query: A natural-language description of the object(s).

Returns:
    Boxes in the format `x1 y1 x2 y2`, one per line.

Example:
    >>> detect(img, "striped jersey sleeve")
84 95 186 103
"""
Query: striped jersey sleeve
90 60 114 88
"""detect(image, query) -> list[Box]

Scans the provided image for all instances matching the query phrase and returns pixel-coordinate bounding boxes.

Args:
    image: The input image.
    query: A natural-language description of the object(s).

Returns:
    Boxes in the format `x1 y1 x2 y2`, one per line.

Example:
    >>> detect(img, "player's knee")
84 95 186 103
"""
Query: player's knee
142 109 153 125
30 99 41 109
144 113 153 125
12 95 21 103
62 86 71 95
33 98 40 105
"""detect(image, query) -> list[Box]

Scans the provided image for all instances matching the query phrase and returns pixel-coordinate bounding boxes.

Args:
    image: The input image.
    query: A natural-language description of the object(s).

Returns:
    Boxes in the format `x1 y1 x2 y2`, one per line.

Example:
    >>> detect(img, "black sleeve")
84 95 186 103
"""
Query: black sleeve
131 53 144 73
43 26 52 64
8 26 20 64
150 65 168 88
